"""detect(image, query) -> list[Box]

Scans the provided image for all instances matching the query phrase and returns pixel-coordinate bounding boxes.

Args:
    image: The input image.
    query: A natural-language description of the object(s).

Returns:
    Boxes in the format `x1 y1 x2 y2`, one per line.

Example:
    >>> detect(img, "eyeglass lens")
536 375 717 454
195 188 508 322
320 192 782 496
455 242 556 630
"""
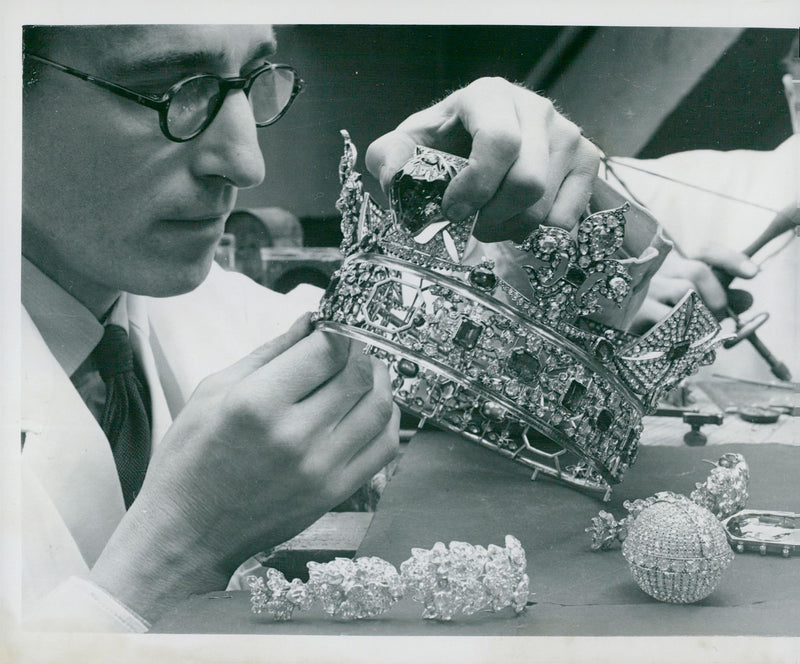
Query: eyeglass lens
166 67 297 139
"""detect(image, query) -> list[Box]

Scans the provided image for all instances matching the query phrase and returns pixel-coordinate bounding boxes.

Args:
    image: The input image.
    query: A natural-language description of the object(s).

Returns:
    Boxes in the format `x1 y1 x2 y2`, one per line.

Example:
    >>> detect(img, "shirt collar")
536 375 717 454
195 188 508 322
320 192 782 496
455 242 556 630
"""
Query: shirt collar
21 257 132 376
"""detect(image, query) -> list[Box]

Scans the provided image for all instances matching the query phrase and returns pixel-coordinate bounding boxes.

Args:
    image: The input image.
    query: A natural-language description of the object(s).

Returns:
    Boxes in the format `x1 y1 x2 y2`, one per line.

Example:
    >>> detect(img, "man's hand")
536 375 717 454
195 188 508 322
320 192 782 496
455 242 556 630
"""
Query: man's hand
632 247 760 331
90 314 399 623
365 78 600 242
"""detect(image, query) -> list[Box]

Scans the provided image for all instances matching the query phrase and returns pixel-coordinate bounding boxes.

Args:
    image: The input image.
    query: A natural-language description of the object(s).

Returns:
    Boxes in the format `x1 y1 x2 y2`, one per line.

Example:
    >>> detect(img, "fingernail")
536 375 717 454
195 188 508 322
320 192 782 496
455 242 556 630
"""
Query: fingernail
740 260 760 277
445 203 473 221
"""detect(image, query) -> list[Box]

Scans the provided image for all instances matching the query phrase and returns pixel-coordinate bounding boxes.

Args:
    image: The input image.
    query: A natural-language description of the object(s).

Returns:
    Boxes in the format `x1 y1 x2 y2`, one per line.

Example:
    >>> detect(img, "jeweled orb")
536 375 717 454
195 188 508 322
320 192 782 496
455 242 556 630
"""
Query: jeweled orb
622 493 734 604
562 380 587 412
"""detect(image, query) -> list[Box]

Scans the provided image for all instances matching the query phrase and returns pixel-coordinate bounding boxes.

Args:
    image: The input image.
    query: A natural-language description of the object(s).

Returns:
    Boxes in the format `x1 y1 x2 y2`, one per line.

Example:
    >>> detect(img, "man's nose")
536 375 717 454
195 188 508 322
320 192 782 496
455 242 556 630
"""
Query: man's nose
191 89 266 189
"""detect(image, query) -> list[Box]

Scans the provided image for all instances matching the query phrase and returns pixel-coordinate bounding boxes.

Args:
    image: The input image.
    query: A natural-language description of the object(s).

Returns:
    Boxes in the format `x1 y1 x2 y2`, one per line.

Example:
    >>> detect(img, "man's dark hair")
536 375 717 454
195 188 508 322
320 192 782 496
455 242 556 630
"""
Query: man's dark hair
22 25 91 89
22 25 53 89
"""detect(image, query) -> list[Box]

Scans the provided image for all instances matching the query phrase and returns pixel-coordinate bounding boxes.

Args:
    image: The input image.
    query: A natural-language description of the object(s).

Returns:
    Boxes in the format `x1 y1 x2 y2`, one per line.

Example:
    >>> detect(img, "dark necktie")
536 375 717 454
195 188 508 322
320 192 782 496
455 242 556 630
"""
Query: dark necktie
91 324 152 508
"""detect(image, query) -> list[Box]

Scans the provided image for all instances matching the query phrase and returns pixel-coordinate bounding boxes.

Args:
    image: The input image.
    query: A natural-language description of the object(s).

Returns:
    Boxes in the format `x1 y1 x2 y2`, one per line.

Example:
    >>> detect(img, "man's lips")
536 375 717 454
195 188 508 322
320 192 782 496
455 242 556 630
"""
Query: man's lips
156 216 229 245
166 213 231 222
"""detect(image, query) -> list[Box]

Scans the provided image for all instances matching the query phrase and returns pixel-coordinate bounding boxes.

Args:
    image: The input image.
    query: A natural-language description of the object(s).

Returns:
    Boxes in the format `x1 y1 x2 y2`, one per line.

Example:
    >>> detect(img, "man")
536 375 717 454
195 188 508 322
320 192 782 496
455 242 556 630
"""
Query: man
21 24 603 631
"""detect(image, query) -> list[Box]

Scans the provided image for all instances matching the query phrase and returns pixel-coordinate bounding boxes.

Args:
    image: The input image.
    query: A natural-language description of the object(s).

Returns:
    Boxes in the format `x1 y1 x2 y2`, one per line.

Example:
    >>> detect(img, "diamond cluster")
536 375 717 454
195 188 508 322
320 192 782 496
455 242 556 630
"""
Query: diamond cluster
248 535 529 621
621 492 734 603
689 453 750 519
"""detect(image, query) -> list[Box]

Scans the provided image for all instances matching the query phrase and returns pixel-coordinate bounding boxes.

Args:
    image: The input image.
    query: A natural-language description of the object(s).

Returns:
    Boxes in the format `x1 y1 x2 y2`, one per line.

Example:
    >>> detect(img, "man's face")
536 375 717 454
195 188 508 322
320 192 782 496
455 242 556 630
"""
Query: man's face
23 25 272 311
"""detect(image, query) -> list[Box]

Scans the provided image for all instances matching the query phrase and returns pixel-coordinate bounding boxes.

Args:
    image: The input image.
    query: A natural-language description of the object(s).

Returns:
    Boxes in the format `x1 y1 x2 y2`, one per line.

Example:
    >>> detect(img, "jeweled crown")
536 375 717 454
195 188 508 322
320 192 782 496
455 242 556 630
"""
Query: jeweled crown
313 131 728 499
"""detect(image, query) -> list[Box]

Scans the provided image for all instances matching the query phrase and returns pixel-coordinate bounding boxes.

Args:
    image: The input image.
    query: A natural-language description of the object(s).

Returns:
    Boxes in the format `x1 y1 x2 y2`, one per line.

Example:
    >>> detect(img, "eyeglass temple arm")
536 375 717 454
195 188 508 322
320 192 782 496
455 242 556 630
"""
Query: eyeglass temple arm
24 52 167 111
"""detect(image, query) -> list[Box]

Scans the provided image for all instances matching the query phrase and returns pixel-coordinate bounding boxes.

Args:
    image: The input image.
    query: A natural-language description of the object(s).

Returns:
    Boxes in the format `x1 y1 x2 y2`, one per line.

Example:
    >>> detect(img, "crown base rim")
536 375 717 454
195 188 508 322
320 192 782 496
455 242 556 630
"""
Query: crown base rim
316 318 632 496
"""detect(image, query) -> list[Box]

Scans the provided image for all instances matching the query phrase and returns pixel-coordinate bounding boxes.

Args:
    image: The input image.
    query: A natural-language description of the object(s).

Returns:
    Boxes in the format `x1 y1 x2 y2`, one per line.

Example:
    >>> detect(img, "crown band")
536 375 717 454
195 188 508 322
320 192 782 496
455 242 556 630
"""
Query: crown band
316 252 644 493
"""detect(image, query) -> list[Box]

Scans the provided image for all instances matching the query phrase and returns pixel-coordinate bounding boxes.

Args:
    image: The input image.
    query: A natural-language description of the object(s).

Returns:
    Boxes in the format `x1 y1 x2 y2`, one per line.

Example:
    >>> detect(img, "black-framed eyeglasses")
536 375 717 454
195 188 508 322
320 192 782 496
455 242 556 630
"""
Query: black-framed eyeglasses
24 52 305 142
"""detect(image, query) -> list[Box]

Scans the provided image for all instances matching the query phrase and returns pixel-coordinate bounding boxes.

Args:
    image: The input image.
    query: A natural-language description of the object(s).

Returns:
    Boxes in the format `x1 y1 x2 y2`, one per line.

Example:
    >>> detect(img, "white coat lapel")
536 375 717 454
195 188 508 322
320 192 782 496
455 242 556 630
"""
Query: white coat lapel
146 264 321 410
21 310 125 567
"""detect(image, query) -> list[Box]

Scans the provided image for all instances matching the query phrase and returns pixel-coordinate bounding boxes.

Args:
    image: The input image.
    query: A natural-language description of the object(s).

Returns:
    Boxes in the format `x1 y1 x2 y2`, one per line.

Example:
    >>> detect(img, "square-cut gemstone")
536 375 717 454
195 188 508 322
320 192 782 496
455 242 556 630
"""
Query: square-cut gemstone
507 349 541 382
453 319 483 350
562 380 587 412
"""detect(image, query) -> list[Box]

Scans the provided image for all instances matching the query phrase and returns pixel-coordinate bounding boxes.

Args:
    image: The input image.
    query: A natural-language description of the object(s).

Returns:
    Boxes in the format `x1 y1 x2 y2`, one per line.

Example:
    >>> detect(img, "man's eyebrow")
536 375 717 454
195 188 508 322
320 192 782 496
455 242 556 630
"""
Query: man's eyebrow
104 41 278 77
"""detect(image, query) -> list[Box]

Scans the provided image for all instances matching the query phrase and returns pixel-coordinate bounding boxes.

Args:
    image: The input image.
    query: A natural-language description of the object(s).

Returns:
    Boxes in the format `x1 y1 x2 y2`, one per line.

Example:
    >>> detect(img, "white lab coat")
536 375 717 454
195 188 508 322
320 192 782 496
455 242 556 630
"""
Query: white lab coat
20 263 318 630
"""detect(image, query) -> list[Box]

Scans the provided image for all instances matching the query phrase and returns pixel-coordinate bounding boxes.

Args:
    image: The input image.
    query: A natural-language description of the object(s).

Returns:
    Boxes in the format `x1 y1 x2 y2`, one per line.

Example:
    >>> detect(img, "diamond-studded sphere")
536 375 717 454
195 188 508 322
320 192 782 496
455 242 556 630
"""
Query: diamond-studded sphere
621 493 733 603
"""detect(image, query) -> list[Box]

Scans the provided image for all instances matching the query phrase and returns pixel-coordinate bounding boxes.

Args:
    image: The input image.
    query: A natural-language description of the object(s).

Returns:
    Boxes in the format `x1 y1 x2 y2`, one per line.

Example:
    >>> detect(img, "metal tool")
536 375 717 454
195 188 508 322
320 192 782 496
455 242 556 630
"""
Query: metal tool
724 406 782 424
653 406 725 446
712 204 799 382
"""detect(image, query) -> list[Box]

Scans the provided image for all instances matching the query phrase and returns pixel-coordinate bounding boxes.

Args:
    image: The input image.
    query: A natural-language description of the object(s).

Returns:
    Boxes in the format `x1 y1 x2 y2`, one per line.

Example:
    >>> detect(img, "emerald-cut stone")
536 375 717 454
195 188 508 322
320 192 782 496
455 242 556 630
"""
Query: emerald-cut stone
562 380 587 412
506 349 541 383
453 319 483 350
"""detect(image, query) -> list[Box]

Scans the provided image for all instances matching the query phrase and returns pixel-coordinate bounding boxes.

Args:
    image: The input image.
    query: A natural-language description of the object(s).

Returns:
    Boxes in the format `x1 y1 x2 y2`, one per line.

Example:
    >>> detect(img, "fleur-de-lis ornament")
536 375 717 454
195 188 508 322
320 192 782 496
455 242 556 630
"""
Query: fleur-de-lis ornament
337 130 392 255
336 130 363 254
517 204 632 325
